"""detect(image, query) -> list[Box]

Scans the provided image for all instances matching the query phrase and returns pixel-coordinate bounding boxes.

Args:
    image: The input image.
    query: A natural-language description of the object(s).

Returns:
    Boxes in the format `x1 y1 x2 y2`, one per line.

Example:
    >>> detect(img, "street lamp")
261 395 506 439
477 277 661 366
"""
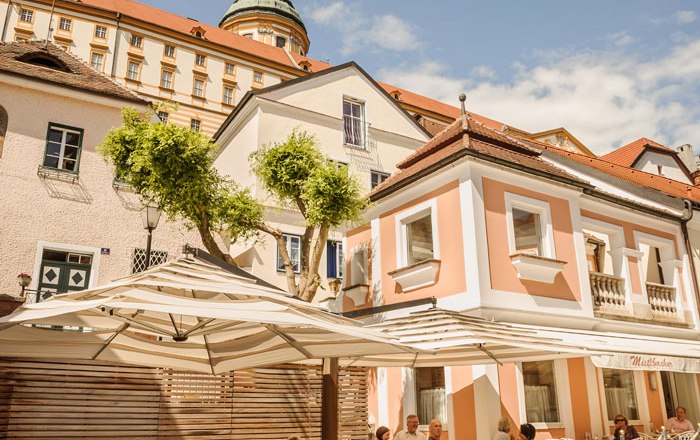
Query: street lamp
140 204 162 270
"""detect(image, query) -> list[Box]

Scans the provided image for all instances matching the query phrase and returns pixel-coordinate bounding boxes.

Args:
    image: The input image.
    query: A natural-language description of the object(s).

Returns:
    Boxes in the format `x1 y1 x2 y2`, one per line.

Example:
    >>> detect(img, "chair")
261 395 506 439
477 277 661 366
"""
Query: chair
671 431 698 440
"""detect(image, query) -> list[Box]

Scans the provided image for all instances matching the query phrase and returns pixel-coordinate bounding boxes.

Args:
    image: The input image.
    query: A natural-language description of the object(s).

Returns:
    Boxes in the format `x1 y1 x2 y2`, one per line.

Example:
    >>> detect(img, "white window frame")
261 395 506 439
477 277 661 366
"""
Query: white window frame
90 52 104 71
157 111 168 123
596 368 649 426
516 359 574 434
58 17 71 31
370 170 390 189
225 63 235 75
190 119 201 132
505 192 555 259
395 199 440 268
223 86 234 105
195 53 206 67
192 78 205 97
20 9 33 23
126 60 140 81
94 25 107 39
160 69 173 89
326 240 344 279
278 234 301 274
130 34 143 48
253 70 263 84
163 44 175 58
31 240 102 293
342 97 366 148
44 124 83 173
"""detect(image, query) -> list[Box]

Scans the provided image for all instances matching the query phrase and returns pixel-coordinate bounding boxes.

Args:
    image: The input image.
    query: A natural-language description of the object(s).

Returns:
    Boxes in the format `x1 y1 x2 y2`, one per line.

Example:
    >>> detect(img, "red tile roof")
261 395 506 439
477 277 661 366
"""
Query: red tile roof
370 115 583 200
600 137 674 167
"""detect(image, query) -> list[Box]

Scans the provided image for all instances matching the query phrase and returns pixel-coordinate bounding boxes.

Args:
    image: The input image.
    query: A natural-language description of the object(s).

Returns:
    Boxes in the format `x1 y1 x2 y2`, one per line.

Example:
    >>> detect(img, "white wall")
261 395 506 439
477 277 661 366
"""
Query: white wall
636 151 692 184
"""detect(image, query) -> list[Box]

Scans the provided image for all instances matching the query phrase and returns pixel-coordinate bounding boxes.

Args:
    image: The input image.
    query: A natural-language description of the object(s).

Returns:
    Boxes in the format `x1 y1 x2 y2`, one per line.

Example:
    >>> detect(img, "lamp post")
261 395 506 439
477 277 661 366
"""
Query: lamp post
140 204 162 270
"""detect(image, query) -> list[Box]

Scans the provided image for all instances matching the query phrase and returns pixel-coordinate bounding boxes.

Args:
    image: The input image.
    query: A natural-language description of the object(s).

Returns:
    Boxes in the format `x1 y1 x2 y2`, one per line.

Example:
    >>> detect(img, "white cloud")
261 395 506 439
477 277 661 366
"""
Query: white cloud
608 31 634 47
379 38 700 154
675 10 697 24
309 1 345 25
472 65 496 80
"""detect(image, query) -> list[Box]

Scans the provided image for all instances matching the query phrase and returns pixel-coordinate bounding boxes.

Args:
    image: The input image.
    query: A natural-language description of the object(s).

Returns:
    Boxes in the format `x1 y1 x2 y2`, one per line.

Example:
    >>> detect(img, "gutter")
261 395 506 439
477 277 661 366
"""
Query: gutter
679 200 700 320
1 0 13 42
109 12 121 79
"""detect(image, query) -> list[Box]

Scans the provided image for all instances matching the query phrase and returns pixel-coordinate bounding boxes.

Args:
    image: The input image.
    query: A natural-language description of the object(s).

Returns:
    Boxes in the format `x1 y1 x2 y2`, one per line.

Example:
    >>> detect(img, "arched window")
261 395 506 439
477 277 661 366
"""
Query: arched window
0 105 7 158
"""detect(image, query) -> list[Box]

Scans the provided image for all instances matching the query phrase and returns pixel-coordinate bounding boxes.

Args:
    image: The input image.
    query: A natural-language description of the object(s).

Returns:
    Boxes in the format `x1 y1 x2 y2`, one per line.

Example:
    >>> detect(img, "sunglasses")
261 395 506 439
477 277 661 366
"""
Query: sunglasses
615 419 626 422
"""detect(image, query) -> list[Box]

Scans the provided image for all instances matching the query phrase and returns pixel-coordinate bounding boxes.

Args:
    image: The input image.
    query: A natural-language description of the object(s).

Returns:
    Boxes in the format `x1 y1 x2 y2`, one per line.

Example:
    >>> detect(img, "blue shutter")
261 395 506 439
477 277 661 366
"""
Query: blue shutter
327 241 337 278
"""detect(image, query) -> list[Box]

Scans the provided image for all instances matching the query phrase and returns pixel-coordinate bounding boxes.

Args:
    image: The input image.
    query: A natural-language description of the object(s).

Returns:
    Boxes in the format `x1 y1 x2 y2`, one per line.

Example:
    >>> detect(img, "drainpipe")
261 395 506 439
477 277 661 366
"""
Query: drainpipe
1 0 13 43
680 200 700 320
109 12 121 79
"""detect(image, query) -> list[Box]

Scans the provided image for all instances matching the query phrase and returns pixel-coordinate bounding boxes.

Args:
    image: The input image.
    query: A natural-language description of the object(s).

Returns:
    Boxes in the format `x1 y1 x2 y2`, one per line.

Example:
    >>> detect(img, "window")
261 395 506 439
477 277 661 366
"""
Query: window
343 99 364 147
371 170 390 189
131 248 168 274
190 119 201 132
406 214 434 265
90 52 104 71
130 34 143 48
512 207 543 256
602 369 639 421
585 235 606 273
195 53 206 67
327 241 344 279
94 25 107 39
0 105 7 159
223 86 234 105
126 60 140 80
20 9 33 23
58 17 71 31
157 111 168 123
43 124 83 172
523 361 560 423
225 63 235 75
415 367 446 425
192 78 205 97
253 71 263 84
38 249 92 299
275 36 286 48
277 234 301 273
163 44 175 58
160 69 173 89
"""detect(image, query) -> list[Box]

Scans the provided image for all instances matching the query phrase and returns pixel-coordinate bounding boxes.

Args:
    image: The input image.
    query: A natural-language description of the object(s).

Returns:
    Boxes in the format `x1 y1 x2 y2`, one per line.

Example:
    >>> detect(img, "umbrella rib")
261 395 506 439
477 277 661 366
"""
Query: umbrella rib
110 311 176 337
92 322 131 360
169 313 183 339
203 334 216 376
263 324 314 359
182 317 215 337
476 343 503 366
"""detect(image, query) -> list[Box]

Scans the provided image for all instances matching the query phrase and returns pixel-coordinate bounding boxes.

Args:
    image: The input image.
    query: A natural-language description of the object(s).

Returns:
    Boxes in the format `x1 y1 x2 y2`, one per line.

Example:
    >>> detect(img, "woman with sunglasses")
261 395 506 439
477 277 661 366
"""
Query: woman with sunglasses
612 415 639 440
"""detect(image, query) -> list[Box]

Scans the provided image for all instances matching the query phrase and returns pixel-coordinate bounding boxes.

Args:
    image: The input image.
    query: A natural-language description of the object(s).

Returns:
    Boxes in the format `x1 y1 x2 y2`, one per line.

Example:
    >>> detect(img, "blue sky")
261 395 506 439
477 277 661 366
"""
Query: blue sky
140 1 700 154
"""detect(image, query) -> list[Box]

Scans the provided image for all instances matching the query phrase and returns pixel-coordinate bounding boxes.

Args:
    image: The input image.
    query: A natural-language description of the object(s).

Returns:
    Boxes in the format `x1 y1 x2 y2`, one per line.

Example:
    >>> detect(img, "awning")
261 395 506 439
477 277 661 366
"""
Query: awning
347 308 700 372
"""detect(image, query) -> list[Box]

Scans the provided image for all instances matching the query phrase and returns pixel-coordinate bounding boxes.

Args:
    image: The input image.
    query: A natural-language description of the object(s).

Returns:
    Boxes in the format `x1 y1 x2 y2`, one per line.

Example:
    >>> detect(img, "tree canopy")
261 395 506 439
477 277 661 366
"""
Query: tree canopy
99 109 367 301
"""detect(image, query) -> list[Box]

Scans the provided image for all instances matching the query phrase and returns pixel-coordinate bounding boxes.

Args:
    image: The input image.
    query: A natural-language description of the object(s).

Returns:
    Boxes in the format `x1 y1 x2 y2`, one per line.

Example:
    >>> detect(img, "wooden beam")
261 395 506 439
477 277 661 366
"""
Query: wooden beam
321 357 339 440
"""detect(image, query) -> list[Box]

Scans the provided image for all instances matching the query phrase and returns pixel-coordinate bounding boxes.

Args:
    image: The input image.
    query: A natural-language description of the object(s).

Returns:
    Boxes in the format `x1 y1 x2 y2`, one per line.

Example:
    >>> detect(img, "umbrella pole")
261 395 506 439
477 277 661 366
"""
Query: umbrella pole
322 357 339 440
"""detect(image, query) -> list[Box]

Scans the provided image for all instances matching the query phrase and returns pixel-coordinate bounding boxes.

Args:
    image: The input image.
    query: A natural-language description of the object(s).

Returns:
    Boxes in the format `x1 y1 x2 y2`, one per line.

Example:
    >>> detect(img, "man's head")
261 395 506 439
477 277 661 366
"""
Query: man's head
406 414 419 434
429 419 443 438
676 407 687 421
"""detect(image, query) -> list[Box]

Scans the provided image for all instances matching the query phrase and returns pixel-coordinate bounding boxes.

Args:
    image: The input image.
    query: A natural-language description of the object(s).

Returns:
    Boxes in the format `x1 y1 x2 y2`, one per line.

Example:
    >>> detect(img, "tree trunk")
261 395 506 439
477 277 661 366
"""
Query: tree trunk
258 222 299 297
196 209 236 266
299 224 329 302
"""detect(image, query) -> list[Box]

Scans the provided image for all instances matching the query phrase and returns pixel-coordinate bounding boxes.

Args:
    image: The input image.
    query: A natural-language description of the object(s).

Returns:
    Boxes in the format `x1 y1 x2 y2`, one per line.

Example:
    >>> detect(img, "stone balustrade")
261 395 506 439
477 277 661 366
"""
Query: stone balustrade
589 272 626 310
646 282 677 316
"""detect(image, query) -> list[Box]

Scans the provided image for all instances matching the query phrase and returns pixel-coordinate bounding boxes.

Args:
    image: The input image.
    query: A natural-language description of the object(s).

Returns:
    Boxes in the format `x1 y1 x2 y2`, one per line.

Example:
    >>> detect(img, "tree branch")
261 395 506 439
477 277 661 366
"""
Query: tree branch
196 205 236 266
258 222 299 297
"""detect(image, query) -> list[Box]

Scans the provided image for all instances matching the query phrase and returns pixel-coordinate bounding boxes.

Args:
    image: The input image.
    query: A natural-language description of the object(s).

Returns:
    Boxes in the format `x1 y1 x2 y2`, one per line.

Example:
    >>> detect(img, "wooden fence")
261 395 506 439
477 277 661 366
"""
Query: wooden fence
0 359 368 440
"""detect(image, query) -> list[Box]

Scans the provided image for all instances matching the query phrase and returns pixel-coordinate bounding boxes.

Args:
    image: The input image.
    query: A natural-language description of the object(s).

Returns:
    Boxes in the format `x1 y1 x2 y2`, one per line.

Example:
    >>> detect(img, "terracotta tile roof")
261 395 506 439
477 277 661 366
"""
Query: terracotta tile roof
600 137 674 167
370 115 585 200
0 40 147 104
543 144 700 202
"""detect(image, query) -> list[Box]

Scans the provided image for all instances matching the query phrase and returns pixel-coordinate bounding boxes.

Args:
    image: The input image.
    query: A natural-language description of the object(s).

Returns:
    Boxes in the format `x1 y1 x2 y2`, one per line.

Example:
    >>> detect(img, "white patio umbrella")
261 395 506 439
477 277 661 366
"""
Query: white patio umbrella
0 258 414 374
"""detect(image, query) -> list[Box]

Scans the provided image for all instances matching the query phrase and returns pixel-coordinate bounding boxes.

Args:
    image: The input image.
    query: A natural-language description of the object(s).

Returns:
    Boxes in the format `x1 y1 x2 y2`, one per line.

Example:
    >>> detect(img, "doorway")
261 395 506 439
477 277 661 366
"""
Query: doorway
660 372 700 424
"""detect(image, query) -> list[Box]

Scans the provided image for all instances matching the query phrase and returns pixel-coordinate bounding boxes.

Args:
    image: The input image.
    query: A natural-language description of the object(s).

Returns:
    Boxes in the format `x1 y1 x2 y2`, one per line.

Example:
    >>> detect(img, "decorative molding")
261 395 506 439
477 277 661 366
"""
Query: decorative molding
388 259 441 292
342 284 369 306
510 253 566 283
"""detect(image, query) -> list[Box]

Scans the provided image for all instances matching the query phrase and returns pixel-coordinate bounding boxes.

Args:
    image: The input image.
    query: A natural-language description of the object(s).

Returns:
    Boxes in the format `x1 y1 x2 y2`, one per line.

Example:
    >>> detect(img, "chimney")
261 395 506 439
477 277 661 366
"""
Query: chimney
676 144 697 171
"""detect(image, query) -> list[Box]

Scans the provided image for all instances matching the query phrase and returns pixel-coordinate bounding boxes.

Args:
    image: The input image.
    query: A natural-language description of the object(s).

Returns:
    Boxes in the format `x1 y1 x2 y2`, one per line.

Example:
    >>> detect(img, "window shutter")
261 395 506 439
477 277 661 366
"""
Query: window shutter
327 241 337 278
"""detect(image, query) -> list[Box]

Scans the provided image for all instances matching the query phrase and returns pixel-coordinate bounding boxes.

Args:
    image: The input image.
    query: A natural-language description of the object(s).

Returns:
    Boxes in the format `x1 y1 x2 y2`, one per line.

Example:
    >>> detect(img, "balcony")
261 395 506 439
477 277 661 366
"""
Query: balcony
590 271 626 311
646 282 677 317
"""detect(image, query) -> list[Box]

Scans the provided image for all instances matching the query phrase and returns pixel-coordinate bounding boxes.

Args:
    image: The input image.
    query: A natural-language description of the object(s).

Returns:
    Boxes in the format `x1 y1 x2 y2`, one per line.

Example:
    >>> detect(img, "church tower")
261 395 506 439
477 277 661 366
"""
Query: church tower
219 0 310 55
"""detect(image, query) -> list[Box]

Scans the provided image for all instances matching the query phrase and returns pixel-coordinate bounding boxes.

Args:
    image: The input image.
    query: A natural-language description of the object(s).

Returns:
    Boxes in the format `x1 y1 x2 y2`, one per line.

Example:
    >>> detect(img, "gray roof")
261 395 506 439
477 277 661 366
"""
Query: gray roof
220 0 305 31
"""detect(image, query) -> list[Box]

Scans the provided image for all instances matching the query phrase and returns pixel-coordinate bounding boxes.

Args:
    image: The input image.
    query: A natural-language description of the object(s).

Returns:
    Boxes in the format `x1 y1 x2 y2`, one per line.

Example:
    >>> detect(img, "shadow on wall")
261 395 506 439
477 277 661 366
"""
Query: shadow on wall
39 176 93 204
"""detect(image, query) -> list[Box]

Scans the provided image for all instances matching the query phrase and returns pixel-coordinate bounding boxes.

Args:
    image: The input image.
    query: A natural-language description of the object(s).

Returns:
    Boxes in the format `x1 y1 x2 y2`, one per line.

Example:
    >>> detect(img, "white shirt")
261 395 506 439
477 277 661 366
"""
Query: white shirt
394 430 427 440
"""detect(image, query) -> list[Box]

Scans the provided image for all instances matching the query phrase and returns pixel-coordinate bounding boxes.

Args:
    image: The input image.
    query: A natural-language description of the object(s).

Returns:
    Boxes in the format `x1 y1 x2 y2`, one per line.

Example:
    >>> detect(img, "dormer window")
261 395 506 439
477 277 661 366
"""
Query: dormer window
17 52 71 72
390 89 402 100
657 164 664 176
275 36 286 48
190 26 206 39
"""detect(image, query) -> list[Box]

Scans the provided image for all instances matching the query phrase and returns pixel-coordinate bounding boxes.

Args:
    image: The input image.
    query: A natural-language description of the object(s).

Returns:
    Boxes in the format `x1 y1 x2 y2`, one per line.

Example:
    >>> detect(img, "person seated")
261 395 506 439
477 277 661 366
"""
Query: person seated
428 419 443 440
395 414 426 439
519 423 536 440
666 406 694 433
612 415 638 440
375 426 391 440
494 417 512 440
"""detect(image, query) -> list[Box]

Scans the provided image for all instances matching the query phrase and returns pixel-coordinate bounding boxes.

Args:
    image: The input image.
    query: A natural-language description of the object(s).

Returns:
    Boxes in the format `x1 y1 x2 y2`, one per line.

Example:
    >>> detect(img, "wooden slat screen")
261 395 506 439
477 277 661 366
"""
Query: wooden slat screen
0 359 368 440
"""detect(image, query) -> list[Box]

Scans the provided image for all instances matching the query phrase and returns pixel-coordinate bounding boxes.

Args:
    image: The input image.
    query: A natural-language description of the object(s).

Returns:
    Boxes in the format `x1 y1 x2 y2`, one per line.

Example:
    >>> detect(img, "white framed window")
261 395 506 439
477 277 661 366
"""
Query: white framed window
43 124 83 173
163 44 175 58
326 241 344 279
20 9 33 23
157 111 168 123
160 69 173 89
505 193 554 258
192 78 205 97
253 70 263 84
90 52 104 71
130 34 143 48
601 369 640 422
94 25 107 39
190 119 201 132
223 86 234 105
31 241 102 302
396 200 439 268
414 367 446 426
277 234 301 273
126 60 140 80
343 98 365 148
195 53 206 67
370 170 390 189
522 361 560 423
58 17 71 31
225 63 235 75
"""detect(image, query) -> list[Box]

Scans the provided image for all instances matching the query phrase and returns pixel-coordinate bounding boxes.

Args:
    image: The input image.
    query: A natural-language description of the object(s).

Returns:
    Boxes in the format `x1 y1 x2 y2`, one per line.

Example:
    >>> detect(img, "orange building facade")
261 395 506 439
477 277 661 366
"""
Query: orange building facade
341 117 700 440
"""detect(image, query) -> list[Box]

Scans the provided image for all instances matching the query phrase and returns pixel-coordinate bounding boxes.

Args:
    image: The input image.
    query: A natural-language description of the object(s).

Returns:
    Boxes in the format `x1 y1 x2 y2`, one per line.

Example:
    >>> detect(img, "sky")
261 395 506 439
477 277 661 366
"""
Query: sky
139 0 700 154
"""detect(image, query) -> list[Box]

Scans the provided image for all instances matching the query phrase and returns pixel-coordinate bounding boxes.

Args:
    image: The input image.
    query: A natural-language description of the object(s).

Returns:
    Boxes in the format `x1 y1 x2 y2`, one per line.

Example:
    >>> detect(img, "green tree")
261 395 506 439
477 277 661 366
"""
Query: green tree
99 110 366 301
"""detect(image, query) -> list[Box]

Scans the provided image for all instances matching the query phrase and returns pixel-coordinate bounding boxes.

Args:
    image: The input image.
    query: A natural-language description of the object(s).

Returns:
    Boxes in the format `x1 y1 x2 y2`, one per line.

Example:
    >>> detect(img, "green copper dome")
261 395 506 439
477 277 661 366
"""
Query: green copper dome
220 0 306 32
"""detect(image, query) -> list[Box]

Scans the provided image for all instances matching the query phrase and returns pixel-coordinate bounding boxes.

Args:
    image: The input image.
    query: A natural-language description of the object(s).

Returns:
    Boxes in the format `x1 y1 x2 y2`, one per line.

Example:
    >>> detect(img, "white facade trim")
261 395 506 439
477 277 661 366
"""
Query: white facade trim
505 191 555 258
31 240 103 291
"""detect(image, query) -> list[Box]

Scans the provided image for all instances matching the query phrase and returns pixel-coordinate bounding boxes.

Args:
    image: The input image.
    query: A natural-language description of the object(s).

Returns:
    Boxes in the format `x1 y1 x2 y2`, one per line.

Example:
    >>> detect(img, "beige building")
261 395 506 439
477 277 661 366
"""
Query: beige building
0 40 200 297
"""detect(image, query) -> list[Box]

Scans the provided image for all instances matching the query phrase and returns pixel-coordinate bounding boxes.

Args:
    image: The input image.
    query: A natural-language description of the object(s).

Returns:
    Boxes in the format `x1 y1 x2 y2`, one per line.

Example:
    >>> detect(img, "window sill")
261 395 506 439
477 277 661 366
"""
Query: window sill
510 253 566 283
112 177 133 192
388 259 441 292
53 32 73 43
158 86 175 93
160 58 177 67
190 94 207 101
531 422 564 430
343 143 367 151
37 165 79 183
222 76 237 85
126 49 144 59
342 284 369 306
125 77 142 85
90 39 108 49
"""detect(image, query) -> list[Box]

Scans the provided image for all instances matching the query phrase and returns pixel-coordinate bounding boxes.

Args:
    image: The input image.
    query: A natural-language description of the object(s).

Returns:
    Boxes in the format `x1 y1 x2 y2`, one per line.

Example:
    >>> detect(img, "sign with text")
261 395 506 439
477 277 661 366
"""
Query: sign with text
592 354 700 373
